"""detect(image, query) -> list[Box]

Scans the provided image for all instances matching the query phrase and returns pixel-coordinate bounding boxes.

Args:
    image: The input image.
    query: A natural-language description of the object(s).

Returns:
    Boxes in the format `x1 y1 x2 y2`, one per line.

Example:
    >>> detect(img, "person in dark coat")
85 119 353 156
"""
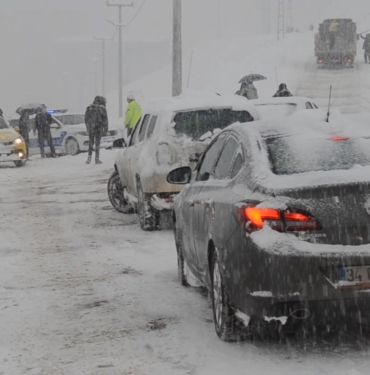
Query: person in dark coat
235 80 259 100
19 109 30 158
84 96 108 164
273 83 293 97
360 34 370 63
34 107 56 158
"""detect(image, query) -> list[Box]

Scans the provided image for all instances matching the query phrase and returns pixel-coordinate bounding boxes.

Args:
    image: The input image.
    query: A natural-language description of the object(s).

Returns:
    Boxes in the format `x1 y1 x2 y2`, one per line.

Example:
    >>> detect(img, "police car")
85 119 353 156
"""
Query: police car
10 109 118 157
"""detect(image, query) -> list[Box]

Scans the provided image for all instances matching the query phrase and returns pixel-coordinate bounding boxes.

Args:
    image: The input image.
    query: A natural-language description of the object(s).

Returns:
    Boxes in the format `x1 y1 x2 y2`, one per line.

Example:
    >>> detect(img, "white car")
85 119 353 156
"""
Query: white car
10 111 118 156
253 96 319 119
108 93 260 231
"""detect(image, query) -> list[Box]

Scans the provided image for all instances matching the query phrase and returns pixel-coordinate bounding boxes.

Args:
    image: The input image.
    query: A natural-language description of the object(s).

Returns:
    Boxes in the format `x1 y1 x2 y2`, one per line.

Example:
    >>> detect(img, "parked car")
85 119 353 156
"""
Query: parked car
108 93 260 231
168 110 370 341
9 110 118 156
253 96 319 119
0 117 27 167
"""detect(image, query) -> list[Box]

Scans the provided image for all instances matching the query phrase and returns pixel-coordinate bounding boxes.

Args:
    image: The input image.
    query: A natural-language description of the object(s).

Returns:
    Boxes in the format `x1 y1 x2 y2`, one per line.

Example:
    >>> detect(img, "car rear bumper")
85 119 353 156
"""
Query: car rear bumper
224 229 370 323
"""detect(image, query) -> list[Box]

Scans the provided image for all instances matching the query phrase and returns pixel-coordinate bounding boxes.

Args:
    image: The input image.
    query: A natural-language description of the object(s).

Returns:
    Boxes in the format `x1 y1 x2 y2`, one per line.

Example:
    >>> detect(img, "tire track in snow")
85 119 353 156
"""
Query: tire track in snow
296 61 370 114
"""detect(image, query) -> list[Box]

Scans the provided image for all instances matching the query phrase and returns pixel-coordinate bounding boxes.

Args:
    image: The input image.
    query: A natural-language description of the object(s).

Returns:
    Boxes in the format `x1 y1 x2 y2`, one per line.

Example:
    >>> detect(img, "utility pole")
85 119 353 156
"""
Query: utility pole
277 0 285 40
94 36 114 96
287 0 293 30
107 1 134 117
172 0 182 97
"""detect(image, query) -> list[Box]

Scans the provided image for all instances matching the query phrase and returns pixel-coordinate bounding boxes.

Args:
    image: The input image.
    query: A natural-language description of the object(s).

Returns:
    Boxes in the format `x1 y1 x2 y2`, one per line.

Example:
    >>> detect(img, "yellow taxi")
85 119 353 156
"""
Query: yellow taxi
0 117 27 167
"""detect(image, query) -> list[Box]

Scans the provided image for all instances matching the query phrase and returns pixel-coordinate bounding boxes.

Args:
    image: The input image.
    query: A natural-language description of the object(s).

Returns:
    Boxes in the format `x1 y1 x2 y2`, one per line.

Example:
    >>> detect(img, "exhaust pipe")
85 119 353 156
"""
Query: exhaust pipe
291 309 310 320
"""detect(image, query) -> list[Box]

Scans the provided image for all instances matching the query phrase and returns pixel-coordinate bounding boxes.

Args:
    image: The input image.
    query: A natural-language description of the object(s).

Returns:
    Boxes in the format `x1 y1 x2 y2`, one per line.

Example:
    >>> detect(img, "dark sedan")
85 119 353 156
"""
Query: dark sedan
167 115 370 341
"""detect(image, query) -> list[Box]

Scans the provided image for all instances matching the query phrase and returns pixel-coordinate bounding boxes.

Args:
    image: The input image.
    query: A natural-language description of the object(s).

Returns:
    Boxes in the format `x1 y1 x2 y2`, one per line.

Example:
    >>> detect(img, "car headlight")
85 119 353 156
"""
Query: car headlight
77 131 89 136
14 138 23 145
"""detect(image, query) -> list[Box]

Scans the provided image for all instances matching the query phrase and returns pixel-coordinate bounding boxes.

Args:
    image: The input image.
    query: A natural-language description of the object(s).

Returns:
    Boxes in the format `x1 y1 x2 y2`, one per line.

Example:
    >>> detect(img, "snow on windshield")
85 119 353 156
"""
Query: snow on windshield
173 109 253 141
255 103 297 119
267 135 370 175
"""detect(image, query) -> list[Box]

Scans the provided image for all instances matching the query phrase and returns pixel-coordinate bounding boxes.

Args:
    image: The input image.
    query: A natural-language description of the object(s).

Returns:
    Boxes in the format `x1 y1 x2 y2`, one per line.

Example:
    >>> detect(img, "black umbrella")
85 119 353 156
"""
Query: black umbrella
239 74 267 83
16 102 46 115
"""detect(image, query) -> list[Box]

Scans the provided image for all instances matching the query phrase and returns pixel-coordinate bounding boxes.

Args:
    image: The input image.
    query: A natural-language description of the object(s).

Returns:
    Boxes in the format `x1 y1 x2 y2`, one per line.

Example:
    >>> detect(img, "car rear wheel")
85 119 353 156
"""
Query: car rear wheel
137 180 157 231
14 160 26 167
211 249 250 342
107 171 134 214
65 138 80 156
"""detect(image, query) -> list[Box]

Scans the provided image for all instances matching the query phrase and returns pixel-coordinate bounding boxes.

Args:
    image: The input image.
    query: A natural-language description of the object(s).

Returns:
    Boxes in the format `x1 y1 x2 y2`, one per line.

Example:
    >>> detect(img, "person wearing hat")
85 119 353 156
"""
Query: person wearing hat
273 83 293 97
34 107 56 158
84 95 108 164
124 93 142 137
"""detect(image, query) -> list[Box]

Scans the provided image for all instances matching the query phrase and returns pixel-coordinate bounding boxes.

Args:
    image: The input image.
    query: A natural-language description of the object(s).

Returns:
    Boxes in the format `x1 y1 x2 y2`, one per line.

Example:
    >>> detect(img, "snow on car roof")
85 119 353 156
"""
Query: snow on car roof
143 90 260 119
229 110 370 191
252 96 317 106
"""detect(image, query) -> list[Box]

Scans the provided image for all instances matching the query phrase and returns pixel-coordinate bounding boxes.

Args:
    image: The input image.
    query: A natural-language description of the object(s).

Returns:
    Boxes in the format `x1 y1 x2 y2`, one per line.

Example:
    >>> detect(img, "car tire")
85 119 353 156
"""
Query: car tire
211 249 250 342
137 180 157 231
65 138 80 156
14 160 26 167
175 229 189 286
107 171 134 214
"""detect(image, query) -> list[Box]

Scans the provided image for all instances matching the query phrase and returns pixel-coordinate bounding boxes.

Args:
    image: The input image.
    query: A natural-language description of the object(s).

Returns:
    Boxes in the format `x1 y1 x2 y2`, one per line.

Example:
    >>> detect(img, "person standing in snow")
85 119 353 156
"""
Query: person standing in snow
19 109 30 158
235 80 258 100
273 83 293 97
124 93 142 137
360 34 370 64
34 107 56 158
84 96 108 165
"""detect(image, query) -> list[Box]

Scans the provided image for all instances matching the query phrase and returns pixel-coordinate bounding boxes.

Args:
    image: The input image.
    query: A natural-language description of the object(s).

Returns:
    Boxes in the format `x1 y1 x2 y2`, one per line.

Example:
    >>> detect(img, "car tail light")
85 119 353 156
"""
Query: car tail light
331 136 349 141
244 207 321 233
318 59 323 64
347 58 352 63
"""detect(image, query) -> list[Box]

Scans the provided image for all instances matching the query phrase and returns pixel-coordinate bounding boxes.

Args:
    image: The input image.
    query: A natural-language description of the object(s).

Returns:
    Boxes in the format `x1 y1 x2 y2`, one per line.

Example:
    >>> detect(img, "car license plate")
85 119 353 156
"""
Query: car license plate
102 136 115 142
338 266 370 285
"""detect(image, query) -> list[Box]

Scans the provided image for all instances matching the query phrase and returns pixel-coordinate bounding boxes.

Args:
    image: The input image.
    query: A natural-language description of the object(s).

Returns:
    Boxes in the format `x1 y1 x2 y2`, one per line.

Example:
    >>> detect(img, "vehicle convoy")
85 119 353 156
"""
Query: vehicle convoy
315 18 357 68
0 117 27 167
9 110 118 156
108 93 259 231
168 110 370 341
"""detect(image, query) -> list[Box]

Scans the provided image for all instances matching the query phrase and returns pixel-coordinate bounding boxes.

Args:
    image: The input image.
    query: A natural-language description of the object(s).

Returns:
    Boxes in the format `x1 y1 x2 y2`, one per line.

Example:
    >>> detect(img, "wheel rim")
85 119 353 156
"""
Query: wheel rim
112 178 126 208
66 139 79 155
213 261 223 328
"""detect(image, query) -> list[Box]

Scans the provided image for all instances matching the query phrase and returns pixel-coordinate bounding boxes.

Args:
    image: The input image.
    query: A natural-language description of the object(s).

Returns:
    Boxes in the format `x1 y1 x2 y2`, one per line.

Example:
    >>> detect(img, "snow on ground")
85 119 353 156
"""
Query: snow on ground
1 151 370 375
3 31 370 374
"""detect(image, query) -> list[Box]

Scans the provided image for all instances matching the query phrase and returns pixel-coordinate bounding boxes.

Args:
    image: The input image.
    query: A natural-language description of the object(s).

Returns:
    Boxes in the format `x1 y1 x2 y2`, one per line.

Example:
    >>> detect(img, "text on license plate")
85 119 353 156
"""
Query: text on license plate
339 266 370 283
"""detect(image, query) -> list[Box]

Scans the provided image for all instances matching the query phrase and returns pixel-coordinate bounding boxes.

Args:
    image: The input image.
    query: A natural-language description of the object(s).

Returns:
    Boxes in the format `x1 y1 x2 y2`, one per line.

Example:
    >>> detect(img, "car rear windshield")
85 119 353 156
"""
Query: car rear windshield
56 114 85 125
267 135 370 175
173 109 253 141
0 118 8 129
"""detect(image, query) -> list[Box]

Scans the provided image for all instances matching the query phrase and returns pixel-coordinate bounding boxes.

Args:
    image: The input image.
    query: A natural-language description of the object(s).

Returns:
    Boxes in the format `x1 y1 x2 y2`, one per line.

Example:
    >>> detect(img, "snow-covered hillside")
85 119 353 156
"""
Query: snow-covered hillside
108 32 370 117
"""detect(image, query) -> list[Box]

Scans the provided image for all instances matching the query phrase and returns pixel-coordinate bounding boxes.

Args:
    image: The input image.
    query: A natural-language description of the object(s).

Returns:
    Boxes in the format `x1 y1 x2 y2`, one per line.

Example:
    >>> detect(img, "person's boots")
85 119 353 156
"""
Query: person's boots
95 159 102 165
86 157 92 164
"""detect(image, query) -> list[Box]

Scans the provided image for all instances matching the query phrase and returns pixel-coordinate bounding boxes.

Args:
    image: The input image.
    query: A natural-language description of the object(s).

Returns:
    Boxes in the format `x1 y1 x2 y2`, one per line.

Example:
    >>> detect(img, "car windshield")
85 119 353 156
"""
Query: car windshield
267 135 370 175
56 114 84 125
0 117 8 129
255 103 297 118
173 108 253 141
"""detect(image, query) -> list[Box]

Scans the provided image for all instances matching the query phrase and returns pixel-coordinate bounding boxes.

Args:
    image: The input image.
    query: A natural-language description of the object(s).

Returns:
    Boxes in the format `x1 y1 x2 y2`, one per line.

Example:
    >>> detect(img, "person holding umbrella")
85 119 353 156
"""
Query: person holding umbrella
34 107 56 158
236 73 266 100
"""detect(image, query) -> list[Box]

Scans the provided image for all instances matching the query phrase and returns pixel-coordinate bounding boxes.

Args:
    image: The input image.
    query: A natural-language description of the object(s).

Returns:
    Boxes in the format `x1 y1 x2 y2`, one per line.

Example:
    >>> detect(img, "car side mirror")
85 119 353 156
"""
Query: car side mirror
113 138 126 149
167 166 192 185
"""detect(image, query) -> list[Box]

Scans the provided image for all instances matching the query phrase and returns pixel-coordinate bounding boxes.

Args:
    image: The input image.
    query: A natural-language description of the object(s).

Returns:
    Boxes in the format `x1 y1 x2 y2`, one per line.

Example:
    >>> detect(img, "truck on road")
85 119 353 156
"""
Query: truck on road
315 19 357 68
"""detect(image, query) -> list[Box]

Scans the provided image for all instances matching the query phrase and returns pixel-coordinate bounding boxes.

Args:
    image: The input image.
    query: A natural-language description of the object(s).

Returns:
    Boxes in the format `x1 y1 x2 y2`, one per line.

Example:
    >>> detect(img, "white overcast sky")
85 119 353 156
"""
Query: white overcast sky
0 0 370 114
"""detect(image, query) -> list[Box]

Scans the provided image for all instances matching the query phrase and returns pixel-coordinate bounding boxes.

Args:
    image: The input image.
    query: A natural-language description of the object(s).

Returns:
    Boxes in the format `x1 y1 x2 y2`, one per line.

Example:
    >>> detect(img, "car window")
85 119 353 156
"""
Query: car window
173 109 253 141
214 136 239 179
196 134 227 181
56 114 85 125
230 152 244 179
146 115 157 139
129 120 142 146
138 115 150 142
305 102 313 109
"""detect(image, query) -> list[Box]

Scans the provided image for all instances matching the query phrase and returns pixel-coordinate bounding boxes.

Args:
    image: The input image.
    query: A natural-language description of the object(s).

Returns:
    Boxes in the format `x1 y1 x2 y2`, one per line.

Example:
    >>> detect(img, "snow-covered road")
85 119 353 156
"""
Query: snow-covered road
1 151 370 375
